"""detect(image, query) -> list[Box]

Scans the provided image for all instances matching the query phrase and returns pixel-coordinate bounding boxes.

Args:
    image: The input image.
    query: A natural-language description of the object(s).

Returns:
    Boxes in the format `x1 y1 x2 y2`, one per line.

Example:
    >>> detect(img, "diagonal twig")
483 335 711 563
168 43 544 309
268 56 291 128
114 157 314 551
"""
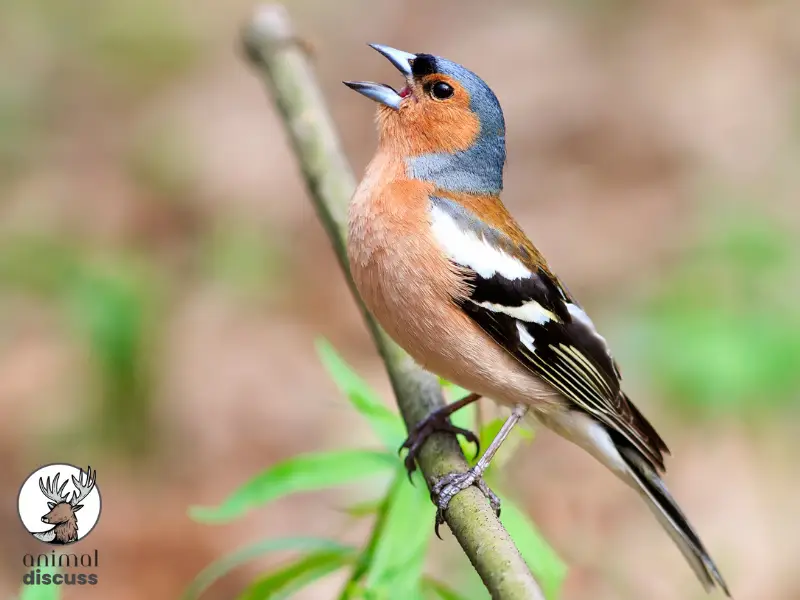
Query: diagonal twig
241 5 545 599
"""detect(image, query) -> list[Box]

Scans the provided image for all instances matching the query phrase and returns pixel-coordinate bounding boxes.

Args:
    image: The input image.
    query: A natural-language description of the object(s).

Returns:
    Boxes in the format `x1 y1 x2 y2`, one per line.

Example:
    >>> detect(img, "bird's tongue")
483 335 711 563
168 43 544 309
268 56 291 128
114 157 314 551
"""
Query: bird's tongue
398 86 411 98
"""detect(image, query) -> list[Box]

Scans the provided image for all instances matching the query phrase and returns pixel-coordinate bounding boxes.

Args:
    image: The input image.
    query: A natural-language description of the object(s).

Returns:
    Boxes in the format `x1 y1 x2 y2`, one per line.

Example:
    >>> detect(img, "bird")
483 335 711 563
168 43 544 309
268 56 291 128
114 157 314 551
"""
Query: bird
343 43 729 596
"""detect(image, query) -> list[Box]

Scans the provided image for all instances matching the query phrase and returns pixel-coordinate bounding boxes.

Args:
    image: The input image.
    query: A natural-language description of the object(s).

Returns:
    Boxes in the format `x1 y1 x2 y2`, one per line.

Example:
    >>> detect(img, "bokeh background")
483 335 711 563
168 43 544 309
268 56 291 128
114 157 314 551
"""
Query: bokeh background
2 0 799 599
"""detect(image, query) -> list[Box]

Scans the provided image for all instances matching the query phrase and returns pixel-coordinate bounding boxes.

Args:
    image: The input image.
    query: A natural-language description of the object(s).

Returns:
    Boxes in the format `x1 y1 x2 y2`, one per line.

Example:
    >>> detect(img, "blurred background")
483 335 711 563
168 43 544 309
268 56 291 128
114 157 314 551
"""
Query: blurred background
1 0 799 599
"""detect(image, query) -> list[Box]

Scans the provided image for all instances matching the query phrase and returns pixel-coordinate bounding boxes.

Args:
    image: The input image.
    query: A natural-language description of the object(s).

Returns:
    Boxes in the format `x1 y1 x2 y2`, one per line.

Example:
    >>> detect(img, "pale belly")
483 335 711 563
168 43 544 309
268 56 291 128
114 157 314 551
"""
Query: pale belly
348 224 558 411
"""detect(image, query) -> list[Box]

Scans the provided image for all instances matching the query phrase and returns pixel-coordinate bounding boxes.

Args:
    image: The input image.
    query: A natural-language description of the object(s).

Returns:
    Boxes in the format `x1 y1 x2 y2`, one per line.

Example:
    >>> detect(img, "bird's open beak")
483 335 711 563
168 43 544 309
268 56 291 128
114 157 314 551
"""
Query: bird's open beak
343 44 416 110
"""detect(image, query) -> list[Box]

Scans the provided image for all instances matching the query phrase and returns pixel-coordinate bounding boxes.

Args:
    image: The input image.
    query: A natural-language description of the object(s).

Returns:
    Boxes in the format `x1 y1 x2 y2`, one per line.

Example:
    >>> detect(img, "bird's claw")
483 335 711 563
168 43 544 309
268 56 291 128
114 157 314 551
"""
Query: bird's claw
430 469 501 539
399 414 479 482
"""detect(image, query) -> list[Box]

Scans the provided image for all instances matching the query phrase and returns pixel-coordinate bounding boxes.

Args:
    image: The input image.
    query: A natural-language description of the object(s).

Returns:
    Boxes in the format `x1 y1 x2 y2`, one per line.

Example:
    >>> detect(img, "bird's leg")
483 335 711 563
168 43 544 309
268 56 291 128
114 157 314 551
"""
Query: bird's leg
430 403 528 537
400 393 482 479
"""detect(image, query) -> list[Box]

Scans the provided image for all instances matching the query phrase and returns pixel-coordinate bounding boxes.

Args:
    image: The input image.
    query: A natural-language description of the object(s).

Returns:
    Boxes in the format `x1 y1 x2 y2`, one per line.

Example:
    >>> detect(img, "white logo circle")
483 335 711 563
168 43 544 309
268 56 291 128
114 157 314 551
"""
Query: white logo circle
18 464 101 545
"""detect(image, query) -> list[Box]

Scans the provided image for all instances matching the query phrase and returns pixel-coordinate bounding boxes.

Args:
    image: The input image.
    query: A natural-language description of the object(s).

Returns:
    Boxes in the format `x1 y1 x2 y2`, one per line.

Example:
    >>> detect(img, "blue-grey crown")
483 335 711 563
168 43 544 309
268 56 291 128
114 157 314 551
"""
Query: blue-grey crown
412 54 505 138
409 54 506 194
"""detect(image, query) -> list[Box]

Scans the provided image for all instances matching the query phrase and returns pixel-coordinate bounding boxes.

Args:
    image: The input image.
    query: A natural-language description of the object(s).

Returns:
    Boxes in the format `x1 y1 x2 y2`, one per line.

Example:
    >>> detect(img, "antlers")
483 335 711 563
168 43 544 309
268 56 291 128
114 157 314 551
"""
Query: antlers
70 466 96 506
39 473 71 504
38 466 97 506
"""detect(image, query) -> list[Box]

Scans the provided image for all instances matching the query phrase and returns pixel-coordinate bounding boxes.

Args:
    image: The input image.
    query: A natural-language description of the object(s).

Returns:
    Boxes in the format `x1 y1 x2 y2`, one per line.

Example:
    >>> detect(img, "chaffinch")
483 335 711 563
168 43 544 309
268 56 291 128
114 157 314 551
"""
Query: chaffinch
344 44 729 595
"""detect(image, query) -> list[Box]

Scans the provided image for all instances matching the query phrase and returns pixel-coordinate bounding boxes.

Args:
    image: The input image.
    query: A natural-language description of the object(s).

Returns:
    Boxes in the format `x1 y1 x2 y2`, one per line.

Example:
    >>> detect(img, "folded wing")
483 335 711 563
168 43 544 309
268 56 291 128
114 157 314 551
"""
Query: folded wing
428 195 669 472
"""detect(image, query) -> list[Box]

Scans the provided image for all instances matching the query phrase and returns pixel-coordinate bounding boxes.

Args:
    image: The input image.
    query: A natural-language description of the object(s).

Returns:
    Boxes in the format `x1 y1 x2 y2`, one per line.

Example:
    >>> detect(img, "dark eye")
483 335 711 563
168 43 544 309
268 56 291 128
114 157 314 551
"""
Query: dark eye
430 81 454 100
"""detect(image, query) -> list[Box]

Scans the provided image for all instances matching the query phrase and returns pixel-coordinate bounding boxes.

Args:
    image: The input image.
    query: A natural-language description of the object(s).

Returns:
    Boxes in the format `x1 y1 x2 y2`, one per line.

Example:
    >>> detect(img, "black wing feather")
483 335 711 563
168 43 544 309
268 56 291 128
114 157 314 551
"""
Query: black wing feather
460 266 669 471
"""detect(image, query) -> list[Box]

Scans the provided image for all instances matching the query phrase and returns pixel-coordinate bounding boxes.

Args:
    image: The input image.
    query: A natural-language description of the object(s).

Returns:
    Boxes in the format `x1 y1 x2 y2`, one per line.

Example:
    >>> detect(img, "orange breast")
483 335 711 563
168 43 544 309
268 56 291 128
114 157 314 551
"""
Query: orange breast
347 149 559 409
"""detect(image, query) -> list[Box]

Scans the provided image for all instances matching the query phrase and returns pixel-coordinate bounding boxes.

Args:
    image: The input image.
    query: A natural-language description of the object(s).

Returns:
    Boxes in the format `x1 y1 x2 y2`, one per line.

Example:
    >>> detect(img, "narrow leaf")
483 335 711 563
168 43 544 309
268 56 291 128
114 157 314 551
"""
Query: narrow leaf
500 498 566 600
339 497 383 519
338 473 396 597
421 577 472 600
189 450 396 523
478 418 505 460
478 418 534 473
183 537 350 599
238 548 355 600
362 471 434 598
440 379 475 432
439 379 471 403
316 338 405 448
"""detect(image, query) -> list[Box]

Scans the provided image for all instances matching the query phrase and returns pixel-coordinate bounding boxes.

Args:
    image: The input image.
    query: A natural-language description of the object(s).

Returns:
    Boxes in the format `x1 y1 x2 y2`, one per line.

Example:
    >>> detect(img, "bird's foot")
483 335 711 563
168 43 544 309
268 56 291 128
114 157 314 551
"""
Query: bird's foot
430 469 501 538
399 411 479 480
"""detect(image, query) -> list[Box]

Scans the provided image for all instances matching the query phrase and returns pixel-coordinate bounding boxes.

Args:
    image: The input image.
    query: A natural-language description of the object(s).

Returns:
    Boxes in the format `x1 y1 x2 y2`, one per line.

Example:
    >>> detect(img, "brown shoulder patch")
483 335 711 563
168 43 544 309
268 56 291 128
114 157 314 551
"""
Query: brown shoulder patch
433 190 551 273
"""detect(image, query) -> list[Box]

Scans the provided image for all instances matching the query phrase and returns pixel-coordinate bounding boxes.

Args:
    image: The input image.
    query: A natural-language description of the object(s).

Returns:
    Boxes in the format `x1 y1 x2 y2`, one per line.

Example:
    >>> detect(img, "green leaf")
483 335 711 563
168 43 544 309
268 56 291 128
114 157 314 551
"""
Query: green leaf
189 450 396 523
438 379 482 460
238 548 356 600
478 418 534 473
339 477 396 597
439 379 471 403
500 498 566 600
316 338 406 448
629 211 800 417
420 577 472 600
19 566 60 600
439 379 475 432
362 472 434 599
183 537 351 599
478 418 504 458
340 498 383 519
642 305 800 415
65 258 158 454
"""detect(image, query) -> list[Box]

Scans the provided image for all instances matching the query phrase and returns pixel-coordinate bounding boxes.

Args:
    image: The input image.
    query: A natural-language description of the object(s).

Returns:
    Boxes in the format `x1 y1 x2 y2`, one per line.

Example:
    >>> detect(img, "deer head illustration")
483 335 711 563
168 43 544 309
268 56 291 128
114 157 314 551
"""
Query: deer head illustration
34 466 96 545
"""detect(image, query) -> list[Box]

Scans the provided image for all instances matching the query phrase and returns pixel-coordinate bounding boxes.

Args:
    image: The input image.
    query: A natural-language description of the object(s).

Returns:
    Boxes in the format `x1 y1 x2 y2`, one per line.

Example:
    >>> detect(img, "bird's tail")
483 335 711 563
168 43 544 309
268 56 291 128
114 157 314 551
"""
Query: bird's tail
618 445 731 596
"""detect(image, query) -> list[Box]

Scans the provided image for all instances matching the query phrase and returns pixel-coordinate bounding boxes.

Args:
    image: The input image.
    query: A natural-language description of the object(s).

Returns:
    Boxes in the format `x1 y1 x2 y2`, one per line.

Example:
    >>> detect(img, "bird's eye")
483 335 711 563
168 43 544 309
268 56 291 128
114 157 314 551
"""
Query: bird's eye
429 81 454 100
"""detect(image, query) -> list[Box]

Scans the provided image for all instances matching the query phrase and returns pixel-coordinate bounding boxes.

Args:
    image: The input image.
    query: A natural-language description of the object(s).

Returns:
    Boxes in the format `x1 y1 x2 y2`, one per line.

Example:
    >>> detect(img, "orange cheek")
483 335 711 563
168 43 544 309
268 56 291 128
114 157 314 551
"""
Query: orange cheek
376 77 480 157
401 104 480 156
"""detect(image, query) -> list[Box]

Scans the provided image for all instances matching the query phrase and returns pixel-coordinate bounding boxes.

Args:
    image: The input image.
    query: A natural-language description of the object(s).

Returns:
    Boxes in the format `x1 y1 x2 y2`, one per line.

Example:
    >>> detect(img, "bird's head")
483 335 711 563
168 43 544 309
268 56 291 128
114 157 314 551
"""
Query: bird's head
345 44 506 194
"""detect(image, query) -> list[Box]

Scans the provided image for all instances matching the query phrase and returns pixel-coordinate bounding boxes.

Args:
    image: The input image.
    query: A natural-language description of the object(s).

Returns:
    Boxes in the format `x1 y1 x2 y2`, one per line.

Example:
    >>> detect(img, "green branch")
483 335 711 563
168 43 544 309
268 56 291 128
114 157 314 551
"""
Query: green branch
241 5 544 599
